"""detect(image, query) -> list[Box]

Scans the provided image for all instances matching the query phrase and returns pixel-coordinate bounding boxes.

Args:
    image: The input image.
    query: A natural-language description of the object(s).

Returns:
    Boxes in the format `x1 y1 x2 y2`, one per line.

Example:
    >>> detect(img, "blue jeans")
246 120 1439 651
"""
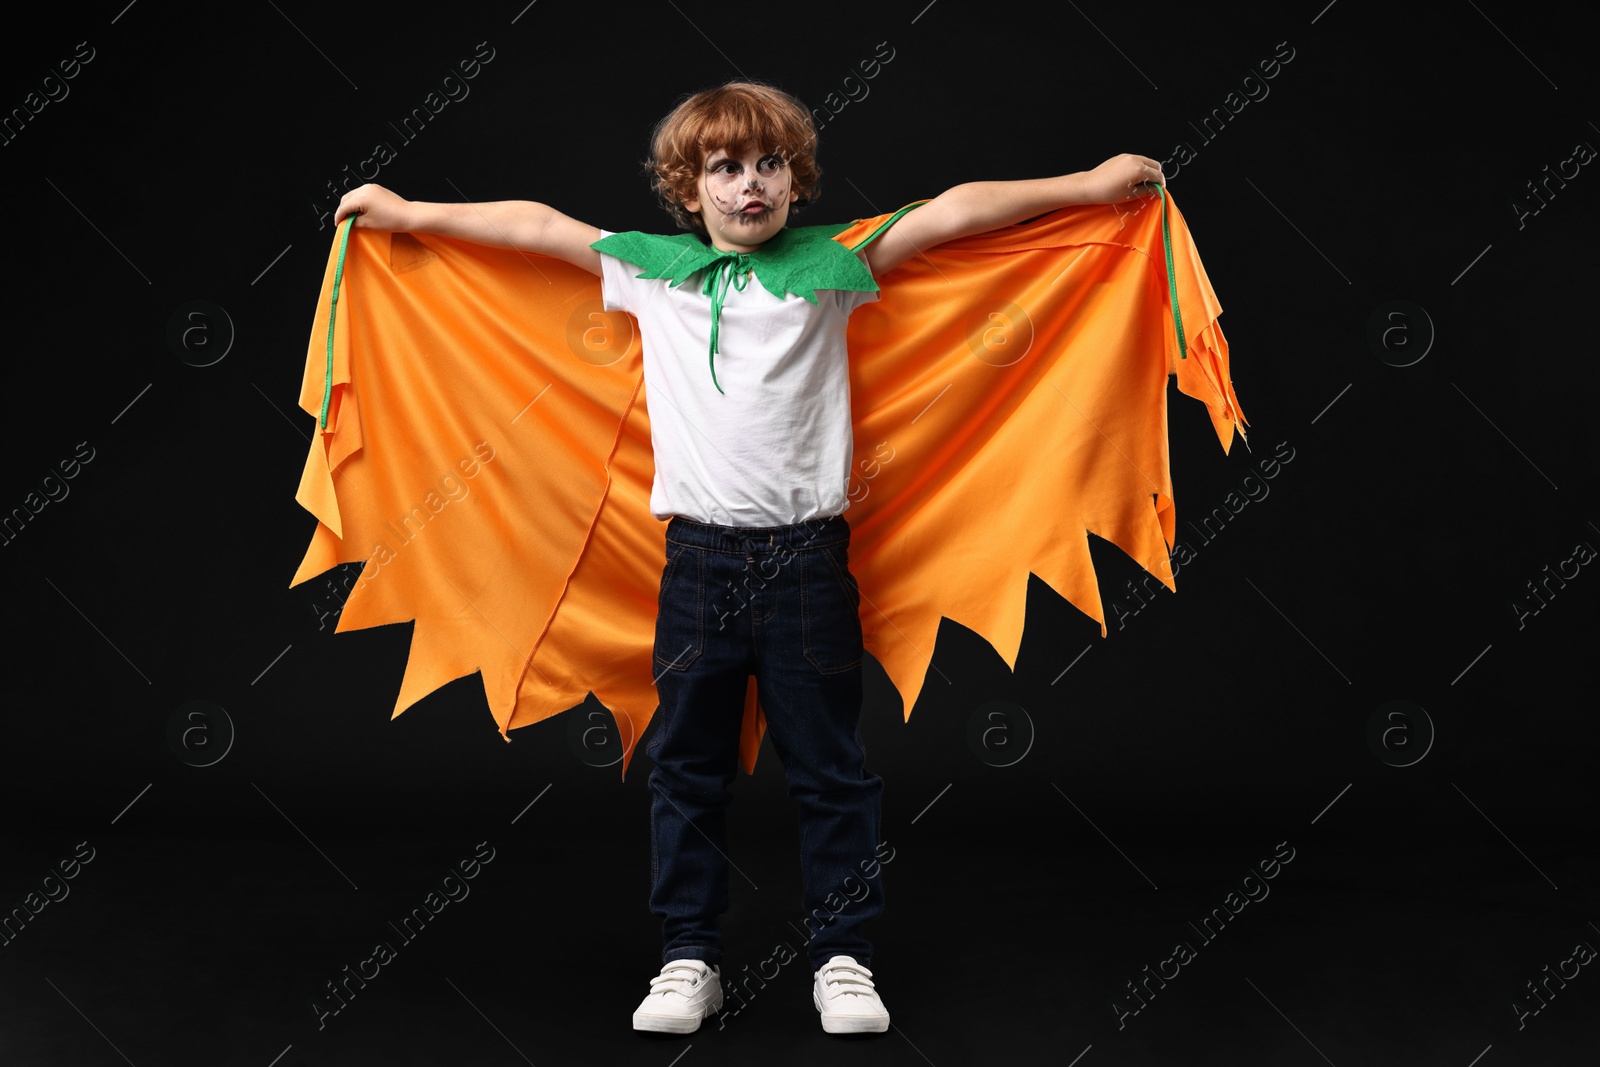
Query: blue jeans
647 513 885 972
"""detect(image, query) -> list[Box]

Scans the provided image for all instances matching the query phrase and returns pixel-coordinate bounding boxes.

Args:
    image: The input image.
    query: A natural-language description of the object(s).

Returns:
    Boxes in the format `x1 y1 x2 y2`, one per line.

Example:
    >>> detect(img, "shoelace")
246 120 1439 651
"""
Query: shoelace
818 959 877 997
648 962 714 997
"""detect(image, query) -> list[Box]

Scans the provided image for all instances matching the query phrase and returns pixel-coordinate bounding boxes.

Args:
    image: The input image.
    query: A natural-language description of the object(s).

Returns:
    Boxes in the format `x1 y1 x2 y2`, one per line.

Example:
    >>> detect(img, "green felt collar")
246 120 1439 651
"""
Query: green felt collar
591 209 920 394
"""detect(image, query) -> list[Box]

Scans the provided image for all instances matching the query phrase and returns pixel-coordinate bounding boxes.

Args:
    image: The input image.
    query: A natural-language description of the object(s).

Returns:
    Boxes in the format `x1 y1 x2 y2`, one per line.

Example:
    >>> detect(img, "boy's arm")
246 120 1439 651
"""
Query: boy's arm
861 154 1164 278
334 183 602 276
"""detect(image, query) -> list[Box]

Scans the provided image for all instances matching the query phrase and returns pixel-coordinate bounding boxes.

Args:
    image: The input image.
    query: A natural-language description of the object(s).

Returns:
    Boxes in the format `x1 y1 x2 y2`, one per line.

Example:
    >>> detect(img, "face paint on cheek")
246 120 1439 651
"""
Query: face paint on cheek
704 155 790 218
708 184 745 216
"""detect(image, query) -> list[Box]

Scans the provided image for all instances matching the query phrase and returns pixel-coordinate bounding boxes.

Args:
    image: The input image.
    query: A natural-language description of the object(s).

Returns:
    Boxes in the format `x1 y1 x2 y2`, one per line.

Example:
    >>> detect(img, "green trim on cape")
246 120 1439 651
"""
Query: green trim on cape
842 201 929 253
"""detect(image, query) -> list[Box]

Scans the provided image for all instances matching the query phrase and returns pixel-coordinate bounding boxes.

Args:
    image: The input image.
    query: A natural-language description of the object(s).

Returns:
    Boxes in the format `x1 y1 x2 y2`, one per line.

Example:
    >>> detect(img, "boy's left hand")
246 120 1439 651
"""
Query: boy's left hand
1083 154 1166 203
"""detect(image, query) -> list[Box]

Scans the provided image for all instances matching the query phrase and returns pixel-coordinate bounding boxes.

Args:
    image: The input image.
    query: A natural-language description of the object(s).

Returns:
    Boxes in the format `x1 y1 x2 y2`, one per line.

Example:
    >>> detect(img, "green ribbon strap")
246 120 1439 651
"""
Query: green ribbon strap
321 212 359 430
1147 181 1187 360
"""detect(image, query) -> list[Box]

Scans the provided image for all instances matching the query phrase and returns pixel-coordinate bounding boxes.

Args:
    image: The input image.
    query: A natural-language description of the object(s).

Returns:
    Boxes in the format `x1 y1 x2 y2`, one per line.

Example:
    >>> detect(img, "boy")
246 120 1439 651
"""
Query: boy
333 80 1164 1036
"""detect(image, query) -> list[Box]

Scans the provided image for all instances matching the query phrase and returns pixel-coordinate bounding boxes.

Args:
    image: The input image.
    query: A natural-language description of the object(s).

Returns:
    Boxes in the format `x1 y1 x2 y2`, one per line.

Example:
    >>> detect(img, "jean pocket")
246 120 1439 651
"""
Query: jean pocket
802 543 863 674
654 543 704 672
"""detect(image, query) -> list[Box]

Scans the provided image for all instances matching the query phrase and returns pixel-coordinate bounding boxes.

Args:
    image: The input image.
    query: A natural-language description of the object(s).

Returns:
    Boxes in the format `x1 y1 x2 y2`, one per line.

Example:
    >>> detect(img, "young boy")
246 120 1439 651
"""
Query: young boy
332 80 1163 1036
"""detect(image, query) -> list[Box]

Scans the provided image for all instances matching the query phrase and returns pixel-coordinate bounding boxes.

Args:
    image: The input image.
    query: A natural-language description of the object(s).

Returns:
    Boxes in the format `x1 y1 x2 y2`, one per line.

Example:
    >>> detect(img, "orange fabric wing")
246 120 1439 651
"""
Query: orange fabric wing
833 192 1244 730
292 191 1242 780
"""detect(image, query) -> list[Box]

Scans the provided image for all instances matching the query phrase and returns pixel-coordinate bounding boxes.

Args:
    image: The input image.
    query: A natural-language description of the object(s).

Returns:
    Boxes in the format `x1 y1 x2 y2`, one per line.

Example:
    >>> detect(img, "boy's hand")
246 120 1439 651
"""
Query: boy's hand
1081 154 1166 204
334 183 414 231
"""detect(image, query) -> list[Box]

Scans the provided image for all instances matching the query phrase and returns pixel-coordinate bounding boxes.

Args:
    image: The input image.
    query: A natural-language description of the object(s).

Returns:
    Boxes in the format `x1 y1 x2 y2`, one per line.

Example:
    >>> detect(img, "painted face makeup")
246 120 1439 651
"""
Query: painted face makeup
689 146 797 252
702 150 791 224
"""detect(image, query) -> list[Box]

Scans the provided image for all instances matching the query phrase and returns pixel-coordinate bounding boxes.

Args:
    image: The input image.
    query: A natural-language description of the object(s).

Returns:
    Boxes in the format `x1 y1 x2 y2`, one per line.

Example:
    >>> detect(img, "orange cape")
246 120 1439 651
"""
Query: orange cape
292 193 1245 779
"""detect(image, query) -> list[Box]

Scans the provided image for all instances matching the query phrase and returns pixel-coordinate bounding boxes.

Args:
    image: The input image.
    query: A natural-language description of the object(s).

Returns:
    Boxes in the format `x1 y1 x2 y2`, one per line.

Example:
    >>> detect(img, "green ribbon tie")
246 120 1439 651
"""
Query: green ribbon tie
700 251 754 394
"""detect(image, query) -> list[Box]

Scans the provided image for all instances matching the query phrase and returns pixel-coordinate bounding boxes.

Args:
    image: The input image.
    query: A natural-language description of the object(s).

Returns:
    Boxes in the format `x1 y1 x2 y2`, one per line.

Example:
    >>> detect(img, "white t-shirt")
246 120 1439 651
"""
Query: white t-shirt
597 229 880 527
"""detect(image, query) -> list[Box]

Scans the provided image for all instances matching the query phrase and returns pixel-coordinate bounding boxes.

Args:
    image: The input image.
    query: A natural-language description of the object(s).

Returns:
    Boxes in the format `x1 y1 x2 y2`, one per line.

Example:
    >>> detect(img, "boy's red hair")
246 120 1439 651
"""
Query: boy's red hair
647 81 822 234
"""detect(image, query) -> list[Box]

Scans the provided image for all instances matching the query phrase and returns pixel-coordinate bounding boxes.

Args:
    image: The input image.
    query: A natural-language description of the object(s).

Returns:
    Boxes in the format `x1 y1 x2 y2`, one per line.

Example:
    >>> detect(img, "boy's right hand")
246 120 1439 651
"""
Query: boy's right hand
334 184 413 231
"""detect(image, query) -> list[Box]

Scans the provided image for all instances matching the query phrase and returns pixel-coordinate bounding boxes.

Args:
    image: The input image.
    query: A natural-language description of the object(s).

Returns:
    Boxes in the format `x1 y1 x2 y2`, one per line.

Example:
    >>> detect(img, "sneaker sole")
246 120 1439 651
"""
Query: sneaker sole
632 1010 707 1034
813 990 890 1033
633 989 724 1034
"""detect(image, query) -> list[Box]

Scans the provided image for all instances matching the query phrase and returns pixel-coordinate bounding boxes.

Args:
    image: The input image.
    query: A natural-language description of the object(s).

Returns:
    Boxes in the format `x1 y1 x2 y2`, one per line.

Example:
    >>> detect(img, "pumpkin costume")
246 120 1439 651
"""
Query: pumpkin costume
291 187 1244 779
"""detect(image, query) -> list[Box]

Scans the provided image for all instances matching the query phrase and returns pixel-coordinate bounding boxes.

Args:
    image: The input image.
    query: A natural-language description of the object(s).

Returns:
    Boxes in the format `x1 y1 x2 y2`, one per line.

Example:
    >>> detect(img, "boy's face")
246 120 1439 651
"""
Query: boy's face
684 145 794 252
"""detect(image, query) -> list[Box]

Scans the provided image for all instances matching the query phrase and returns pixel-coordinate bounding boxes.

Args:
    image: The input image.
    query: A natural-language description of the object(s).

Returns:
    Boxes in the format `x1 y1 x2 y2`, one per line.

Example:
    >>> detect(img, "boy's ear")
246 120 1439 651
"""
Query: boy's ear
683 194 701 215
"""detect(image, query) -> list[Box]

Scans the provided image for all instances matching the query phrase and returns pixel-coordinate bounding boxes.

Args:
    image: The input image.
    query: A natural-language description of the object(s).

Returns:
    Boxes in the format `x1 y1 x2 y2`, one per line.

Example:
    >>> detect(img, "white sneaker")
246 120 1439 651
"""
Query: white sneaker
633 959 723 1033
813 955 890 1033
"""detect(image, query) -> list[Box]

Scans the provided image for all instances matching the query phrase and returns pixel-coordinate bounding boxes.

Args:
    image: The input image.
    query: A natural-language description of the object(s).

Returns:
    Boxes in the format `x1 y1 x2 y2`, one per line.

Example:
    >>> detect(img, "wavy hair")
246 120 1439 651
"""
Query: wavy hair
646 81 822 234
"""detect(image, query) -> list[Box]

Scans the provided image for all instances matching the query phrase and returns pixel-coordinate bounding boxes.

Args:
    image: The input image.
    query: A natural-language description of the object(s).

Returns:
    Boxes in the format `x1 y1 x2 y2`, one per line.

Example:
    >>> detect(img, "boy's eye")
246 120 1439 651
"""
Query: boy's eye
707 155 784 179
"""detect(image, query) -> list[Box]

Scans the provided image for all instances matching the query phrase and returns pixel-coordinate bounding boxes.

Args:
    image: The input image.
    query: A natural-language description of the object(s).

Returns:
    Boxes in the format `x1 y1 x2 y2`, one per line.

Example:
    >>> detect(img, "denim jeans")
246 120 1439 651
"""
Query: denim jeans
647 513 885 972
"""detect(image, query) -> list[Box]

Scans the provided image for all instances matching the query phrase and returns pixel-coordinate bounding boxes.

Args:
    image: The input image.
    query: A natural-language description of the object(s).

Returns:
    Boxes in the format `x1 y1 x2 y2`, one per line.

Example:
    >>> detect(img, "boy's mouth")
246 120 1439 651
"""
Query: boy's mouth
740 200 770 216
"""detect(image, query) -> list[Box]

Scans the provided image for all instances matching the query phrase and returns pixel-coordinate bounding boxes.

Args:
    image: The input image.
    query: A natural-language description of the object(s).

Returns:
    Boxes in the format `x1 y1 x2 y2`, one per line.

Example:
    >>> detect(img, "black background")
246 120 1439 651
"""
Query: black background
2 2 1596 1064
